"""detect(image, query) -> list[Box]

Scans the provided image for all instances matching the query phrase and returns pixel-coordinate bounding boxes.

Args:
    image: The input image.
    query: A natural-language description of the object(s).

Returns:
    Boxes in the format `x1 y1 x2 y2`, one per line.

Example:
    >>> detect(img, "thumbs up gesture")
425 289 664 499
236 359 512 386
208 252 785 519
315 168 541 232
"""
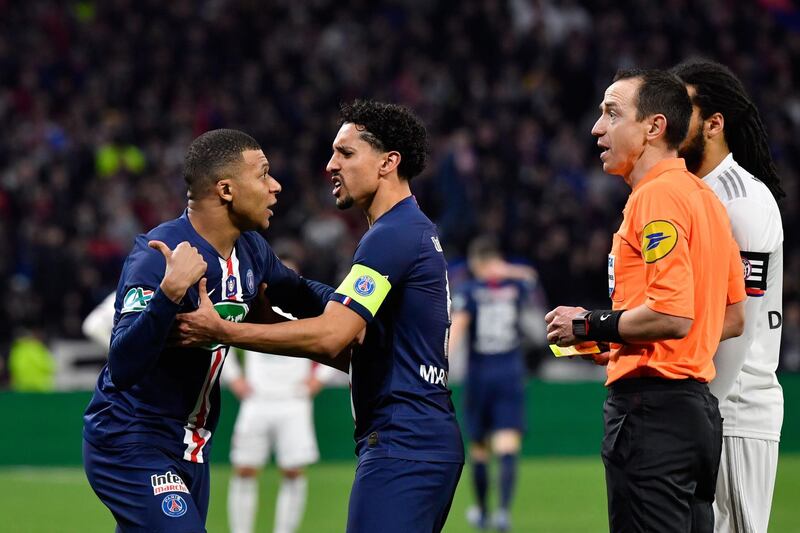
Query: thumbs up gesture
149 240 207 304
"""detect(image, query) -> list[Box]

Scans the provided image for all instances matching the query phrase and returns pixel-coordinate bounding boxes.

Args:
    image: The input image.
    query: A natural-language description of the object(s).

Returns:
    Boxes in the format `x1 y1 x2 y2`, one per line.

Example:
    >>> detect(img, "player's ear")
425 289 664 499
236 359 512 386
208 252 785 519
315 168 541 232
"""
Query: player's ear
705 112 725 139
216 178 233 203
379 151 401 177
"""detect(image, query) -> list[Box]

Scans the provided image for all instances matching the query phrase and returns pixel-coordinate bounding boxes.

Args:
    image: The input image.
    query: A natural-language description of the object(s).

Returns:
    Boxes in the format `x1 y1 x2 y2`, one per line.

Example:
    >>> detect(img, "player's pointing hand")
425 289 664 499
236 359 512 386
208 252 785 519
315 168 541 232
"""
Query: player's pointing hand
150 240 207 304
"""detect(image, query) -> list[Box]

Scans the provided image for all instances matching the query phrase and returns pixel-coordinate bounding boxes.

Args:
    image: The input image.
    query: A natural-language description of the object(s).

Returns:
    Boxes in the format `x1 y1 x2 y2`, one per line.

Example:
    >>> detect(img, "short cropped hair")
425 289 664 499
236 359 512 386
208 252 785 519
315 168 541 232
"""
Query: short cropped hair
613 69 692 150
339 100 429 180
184 129 261 195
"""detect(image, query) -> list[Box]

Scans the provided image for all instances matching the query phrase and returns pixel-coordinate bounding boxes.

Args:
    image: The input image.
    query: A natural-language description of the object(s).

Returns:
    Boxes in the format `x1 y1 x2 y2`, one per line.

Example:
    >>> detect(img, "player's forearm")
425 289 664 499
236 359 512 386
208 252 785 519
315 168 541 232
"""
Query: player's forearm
108 288 182 390
710 299 755 400
219 315 350 360
720 300 745 341
709 336 749 401
618 304 692 342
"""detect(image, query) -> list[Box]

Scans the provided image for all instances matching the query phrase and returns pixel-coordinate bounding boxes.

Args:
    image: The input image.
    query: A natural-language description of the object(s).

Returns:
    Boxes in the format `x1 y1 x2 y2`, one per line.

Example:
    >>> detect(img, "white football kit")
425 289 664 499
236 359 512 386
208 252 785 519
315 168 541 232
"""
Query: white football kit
703 154 783 533
222 347 324 470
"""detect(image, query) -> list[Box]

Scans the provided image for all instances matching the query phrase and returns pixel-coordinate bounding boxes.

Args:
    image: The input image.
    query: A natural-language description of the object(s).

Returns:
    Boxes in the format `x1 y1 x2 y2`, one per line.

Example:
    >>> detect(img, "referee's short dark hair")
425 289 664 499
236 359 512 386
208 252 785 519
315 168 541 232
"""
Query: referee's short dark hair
184 129 261 196
339 100 429 180
613 69 692 150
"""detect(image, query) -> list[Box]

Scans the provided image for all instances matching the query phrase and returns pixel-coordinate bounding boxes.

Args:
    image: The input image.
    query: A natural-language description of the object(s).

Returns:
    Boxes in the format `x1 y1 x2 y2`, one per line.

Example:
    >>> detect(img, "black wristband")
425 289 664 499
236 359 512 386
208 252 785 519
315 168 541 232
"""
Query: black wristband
574 310 625 344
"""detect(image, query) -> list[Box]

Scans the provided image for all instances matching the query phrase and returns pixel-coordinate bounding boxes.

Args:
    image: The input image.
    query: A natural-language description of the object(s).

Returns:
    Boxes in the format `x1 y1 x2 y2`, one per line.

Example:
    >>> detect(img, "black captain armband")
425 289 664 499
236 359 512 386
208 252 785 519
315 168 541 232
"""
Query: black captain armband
573 310 625 344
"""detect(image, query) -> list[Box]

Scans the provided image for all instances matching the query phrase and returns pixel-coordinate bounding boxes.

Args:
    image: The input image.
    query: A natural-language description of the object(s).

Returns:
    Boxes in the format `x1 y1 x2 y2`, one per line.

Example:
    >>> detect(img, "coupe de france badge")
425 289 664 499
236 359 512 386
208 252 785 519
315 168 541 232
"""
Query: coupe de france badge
121 287 154 313
226 274 238 298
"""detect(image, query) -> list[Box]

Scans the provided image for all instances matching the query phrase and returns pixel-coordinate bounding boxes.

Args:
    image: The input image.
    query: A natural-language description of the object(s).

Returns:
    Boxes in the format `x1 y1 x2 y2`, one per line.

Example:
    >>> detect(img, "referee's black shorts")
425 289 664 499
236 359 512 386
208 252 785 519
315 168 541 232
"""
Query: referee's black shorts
602 377 722 533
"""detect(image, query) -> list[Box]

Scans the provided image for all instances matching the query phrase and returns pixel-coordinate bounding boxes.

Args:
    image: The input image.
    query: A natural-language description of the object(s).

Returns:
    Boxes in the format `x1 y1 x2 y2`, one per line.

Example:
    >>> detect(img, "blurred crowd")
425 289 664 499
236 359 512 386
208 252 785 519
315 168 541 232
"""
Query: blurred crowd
1 0 799 385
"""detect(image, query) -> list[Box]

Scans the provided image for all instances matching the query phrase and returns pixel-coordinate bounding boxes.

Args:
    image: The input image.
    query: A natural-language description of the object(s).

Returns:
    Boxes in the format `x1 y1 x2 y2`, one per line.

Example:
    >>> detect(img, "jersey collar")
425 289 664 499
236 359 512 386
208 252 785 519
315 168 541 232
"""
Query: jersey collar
179 209 230 259
634 158 687 190
701 153 736 185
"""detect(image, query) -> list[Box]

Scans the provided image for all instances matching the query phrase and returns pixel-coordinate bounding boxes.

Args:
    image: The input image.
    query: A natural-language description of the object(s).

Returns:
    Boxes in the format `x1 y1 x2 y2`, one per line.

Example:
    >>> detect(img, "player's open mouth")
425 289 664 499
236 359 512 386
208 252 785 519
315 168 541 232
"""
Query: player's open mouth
332 177 342 197
598 143 609 160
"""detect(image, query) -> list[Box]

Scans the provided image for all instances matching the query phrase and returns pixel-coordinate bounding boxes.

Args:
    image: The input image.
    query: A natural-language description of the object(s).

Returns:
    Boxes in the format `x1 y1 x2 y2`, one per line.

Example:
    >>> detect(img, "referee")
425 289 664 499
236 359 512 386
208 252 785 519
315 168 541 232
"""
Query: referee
545 69 746 532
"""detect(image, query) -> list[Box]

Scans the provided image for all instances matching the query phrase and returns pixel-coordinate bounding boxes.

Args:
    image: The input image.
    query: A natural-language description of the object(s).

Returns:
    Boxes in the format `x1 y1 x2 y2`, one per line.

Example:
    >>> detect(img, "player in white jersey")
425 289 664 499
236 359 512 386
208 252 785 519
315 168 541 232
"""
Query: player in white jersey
223 346 335 533
224 255 337 533
673 59 785 533
82 292 116 348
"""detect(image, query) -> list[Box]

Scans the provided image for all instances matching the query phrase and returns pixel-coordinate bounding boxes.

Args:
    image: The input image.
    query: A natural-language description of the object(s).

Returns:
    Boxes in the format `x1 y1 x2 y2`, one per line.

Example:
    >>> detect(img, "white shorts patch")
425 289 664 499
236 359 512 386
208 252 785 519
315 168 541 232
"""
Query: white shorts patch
714 436 778 533
229 398 319 469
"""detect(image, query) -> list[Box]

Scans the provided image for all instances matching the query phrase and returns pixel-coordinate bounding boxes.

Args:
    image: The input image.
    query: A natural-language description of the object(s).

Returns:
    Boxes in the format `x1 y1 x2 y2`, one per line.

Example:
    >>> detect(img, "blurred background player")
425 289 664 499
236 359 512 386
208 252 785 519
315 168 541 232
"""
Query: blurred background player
223 250 337 533
82 292 116 349
449 235 543 532
672 59 785 533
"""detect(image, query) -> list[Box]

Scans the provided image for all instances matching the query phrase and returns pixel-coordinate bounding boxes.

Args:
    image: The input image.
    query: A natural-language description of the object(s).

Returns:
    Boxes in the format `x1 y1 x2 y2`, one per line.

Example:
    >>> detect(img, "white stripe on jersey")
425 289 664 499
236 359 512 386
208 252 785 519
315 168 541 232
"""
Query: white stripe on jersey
183 347 226 463
219 248 244 301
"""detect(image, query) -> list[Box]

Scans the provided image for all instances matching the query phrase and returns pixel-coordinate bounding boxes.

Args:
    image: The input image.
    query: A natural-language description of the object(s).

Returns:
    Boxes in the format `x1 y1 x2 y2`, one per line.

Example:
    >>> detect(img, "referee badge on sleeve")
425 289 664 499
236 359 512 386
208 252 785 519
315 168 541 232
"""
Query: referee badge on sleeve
641 220 678 263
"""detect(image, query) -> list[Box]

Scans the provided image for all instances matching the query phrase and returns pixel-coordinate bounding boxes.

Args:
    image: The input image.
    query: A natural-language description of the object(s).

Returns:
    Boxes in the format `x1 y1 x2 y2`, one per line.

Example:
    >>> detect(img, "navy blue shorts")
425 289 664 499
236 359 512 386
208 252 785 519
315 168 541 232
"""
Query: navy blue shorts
465 376 525 442
347 457 463 533
83 439 210 532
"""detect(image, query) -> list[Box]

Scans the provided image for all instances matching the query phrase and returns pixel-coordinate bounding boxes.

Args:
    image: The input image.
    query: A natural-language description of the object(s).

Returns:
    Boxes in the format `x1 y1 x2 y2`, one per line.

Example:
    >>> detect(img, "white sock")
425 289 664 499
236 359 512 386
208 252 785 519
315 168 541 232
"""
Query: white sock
274 475 308 533
228 474 258 533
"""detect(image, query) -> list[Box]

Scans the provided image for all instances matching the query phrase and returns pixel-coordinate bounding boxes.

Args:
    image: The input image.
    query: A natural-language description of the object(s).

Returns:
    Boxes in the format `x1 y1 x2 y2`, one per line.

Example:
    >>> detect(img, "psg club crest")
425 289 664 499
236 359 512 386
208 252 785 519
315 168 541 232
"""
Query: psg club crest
226 274 238 298
246 269 255 293
741 257 752 279
354 275 375 297
161 494 188 518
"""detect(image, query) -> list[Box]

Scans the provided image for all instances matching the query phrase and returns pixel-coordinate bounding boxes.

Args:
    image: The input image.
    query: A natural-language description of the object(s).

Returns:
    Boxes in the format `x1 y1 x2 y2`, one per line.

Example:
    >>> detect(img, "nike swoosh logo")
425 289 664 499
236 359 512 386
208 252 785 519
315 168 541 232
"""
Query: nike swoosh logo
600 313 611 321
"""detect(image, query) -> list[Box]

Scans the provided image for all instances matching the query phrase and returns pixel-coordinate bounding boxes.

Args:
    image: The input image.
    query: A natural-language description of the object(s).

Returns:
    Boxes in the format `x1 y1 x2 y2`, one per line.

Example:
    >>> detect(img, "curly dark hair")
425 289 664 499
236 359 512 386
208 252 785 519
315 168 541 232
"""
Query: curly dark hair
671 59 784 200
184 129 261 196
339 100 429 180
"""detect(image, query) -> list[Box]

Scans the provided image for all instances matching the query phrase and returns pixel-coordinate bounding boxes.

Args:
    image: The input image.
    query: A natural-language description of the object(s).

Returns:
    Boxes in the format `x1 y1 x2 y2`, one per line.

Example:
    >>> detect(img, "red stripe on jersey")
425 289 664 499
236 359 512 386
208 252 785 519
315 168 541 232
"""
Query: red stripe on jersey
189 348 224 462
746 287 765 297
226 257 236 301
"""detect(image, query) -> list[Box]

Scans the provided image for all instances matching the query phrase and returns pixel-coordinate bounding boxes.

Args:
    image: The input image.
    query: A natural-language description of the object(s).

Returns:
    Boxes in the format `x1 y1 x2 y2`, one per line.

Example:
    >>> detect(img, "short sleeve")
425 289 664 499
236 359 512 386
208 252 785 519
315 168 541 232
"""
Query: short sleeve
330 225 418 322
633 187 695 319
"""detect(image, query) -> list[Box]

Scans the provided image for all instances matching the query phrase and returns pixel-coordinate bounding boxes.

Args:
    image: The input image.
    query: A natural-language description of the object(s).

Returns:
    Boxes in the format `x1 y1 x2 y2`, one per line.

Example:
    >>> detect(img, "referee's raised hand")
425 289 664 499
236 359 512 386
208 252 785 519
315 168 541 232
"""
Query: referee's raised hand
149 240 207 304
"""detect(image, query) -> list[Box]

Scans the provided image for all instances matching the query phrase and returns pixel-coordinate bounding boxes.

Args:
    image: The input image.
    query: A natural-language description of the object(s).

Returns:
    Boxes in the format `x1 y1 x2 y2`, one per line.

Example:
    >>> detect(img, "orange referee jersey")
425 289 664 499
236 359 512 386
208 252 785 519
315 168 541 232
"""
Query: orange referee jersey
606 158 746 385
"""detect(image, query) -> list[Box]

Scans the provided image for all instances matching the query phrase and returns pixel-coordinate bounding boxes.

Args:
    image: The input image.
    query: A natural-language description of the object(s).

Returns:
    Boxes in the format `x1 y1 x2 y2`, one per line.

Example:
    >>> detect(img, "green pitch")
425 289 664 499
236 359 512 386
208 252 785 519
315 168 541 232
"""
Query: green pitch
2 456 798 532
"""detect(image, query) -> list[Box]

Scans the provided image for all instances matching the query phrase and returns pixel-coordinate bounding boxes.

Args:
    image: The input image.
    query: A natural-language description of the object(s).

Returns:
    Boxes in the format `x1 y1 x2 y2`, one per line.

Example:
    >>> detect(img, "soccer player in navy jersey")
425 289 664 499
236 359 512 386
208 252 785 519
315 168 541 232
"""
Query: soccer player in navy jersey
82 129 334 532
175 101 465 533
450 236 539 531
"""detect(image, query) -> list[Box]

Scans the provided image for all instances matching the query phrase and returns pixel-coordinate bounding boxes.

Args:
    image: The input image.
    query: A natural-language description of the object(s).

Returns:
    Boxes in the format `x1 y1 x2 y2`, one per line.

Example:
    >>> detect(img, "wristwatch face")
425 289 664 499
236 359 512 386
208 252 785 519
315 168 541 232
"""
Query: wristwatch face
573 311 589 337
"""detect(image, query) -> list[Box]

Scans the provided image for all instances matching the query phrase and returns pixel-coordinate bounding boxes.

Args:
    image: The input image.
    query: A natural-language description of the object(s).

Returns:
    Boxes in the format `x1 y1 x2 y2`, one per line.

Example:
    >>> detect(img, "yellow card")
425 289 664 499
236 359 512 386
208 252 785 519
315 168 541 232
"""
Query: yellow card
549 343 602 357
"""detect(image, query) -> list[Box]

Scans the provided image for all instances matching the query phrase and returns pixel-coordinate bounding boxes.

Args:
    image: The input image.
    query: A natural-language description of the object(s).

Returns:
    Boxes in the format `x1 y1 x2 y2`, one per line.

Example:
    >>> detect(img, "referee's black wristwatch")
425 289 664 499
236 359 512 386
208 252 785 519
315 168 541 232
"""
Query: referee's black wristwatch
572 309 625 343
572 310 591 337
